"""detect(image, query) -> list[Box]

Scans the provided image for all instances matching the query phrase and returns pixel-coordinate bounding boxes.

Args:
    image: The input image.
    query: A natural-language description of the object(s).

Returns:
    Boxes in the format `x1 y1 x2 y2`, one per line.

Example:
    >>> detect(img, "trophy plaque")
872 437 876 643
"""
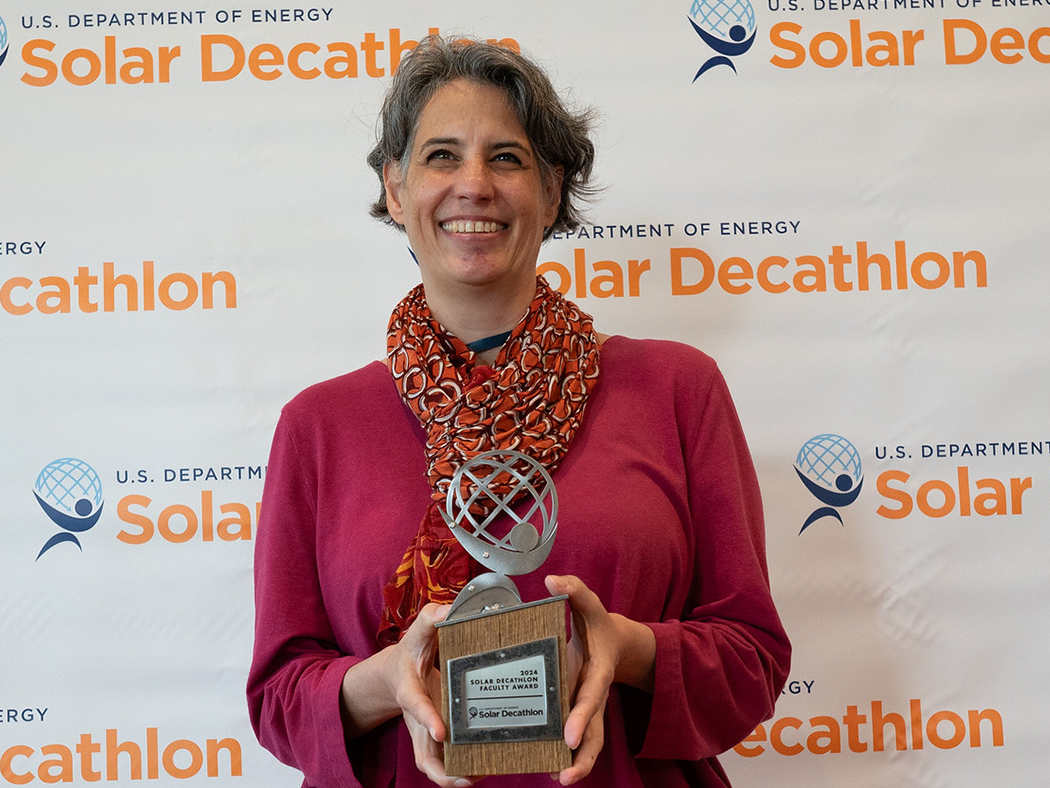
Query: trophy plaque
435 450 572 777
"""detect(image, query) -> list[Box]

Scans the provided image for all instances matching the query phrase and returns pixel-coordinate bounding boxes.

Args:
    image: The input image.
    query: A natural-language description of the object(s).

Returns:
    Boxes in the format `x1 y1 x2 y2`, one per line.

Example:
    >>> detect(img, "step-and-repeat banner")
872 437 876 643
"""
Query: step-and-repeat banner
2 1 1046 785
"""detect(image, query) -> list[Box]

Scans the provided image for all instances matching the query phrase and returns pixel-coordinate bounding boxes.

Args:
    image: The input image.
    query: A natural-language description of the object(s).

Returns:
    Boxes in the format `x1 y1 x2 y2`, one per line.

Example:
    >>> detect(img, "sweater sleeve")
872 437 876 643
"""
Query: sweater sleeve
635 364 791 760
246 408 378 788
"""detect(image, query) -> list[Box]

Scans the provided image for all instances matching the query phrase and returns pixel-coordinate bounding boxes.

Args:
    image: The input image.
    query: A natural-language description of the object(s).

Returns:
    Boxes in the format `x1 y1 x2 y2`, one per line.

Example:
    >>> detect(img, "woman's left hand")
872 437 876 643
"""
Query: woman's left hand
544 574 656 786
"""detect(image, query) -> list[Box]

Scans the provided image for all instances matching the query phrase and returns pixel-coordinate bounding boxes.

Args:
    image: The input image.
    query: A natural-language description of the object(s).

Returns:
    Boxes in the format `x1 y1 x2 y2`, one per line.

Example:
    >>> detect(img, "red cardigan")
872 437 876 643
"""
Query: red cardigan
247 336 790 787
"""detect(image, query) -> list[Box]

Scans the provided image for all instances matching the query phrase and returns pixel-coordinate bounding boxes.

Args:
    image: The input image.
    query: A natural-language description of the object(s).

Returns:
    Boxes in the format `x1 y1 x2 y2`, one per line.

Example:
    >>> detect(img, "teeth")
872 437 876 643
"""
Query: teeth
442 221 504 234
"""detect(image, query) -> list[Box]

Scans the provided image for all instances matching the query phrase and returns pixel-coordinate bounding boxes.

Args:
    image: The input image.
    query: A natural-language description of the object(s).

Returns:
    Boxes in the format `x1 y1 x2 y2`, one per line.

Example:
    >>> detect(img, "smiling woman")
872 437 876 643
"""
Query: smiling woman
382 79 561 343
247 35 790 788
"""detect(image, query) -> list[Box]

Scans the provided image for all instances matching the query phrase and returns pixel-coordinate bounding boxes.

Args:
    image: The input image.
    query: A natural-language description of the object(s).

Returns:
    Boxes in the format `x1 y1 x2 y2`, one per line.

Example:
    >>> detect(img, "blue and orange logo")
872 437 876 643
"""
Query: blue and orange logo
33 458 105 559
688 0 757 79
0 13 10 68
794 434 863 534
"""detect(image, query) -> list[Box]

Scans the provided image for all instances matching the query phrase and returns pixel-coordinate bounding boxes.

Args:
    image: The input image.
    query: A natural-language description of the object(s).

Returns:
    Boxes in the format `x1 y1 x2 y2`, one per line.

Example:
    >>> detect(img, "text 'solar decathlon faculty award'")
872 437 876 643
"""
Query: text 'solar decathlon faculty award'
435 450 572 776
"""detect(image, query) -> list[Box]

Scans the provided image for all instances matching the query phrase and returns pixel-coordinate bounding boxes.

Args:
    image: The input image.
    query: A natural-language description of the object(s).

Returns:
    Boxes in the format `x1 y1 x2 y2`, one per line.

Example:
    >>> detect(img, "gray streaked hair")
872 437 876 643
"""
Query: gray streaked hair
367 35 597 239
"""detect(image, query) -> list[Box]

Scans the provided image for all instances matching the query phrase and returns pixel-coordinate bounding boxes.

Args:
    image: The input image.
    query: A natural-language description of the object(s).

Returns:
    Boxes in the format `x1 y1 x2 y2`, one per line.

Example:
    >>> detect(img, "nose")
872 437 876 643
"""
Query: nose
455 155 495 202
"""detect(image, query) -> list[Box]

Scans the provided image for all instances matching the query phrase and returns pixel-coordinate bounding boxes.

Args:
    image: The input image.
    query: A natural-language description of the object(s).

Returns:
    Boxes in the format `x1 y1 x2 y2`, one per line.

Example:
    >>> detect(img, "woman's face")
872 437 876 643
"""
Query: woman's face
384 79 561 307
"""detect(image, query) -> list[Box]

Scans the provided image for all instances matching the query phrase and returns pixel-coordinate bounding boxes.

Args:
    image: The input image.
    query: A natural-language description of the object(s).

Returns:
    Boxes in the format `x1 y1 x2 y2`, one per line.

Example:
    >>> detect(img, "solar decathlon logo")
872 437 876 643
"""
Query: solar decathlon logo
794 434 863 534
0 13 10 69
688 0 757 80
33 458 105 559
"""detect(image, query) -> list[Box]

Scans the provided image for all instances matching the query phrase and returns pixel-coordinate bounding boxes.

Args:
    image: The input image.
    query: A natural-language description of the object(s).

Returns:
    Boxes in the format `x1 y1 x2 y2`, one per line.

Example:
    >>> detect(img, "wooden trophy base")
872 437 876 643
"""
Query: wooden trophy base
438 596 572 777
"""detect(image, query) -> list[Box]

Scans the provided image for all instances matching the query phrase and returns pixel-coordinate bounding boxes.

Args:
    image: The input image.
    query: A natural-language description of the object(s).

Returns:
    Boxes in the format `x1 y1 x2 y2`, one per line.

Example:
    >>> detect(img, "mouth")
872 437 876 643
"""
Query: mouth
440 220 507 234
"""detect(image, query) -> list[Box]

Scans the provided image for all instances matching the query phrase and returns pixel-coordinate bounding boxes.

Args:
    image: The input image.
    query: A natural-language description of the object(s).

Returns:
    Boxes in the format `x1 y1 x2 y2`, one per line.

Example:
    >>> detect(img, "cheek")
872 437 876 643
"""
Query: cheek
401 177 441 219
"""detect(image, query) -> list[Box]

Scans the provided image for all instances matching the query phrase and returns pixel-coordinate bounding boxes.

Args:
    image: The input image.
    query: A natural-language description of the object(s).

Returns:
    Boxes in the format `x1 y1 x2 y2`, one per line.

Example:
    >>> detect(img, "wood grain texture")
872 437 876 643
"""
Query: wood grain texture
439 598 572 776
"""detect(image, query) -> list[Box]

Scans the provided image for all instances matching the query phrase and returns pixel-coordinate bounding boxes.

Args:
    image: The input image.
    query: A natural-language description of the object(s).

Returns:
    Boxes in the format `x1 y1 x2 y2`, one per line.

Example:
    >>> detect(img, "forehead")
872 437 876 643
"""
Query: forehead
411 79 529 147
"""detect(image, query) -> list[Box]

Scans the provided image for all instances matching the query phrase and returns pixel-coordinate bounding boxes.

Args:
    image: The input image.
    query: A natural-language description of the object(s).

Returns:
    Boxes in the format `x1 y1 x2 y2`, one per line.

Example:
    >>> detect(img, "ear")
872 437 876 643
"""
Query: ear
383 161 406 225
544 165 564 227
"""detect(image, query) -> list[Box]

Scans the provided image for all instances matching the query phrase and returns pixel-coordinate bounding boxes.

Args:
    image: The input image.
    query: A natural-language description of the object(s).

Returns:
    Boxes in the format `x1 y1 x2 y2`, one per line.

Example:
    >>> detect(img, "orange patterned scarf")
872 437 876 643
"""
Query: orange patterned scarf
378 277 601 646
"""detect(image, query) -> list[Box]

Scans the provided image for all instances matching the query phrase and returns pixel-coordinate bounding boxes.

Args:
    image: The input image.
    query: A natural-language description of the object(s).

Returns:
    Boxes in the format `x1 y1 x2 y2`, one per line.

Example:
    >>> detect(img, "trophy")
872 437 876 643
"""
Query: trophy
435 449 572 777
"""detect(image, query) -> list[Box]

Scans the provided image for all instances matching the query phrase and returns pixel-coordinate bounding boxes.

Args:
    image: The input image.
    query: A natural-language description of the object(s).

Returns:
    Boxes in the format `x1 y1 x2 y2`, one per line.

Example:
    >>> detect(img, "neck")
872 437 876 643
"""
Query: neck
423 277 537 353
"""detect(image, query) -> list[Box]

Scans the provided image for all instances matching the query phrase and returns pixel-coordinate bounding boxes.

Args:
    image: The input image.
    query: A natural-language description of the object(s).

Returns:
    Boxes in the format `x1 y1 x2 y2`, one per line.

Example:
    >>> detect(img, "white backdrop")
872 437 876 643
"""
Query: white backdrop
2 1 1048 785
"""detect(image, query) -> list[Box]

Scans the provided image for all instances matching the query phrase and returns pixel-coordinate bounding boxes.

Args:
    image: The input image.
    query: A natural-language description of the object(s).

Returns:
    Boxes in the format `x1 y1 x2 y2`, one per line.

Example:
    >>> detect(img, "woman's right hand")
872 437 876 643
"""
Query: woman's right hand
341 603 477 788
385 603 448 746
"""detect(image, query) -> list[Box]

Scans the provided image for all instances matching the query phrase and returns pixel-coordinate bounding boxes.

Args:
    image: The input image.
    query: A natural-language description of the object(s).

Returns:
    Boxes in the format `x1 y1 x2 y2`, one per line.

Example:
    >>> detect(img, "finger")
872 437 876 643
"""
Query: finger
402 603 450 657
395 605 450 741
546 575 593 652
404 665 446 740
564 654 615 749
546 575 601 613
406 713 476 788
545 574 585 602
558 709 605 785
544 573 568 597
398 680 446 742
415 602 452 628
563 699 598 751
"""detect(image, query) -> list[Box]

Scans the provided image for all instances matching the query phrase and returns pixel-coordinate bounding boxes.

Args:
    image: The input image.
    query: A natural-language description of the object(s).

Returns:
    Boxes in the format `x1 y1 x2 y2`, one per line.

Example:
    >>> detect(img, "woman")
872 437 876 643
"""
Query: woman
247 36 790 788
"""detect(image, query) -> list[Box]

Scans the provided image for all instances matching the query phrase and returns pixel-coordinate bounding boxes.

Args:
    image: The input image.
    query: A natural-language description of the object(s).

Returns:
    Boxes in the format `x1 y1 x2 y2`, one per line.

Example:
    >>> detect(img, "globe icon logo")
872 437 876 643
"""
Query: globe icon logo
441 449 561 621
0 14 10 69
443 450 558 576
794 435 863 534
688 0 757 79
33 458 105 559
690 0 756 47
796 434 863 494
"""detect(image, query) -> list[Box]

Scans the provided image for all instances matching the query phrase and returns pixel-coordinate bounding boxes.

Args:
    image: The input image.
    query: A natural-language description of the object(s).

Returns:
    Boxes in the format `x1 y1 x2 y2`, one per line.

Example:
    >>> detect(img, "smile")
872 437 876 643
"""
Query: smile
440 221 506 234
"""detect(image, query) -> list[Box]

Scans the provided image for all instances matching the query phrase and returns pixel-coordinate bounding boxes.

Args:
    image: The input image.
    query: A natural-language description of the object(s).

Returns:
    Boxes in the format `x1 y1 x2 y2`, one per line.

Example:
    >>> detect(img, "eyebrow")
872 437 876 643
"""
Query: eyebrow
418 136 460 149
418 137 532 155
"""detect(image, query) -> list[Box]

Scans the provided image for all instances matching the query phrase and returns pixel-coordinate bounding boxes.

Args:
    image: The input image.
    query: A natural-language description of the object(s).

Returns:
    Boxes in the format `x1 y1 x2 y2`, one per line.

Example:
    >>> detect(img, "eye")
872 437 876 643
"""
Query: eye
424 148 456 165
491 151 524 168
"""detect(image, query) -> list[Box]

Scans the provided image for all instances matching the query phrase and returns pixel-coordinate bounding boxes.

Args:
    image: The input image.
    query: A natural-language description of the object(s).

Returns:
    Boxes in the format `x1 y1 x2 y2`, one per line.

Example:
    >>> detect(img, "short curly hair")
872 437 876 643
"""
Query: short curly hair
367 36 597 239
